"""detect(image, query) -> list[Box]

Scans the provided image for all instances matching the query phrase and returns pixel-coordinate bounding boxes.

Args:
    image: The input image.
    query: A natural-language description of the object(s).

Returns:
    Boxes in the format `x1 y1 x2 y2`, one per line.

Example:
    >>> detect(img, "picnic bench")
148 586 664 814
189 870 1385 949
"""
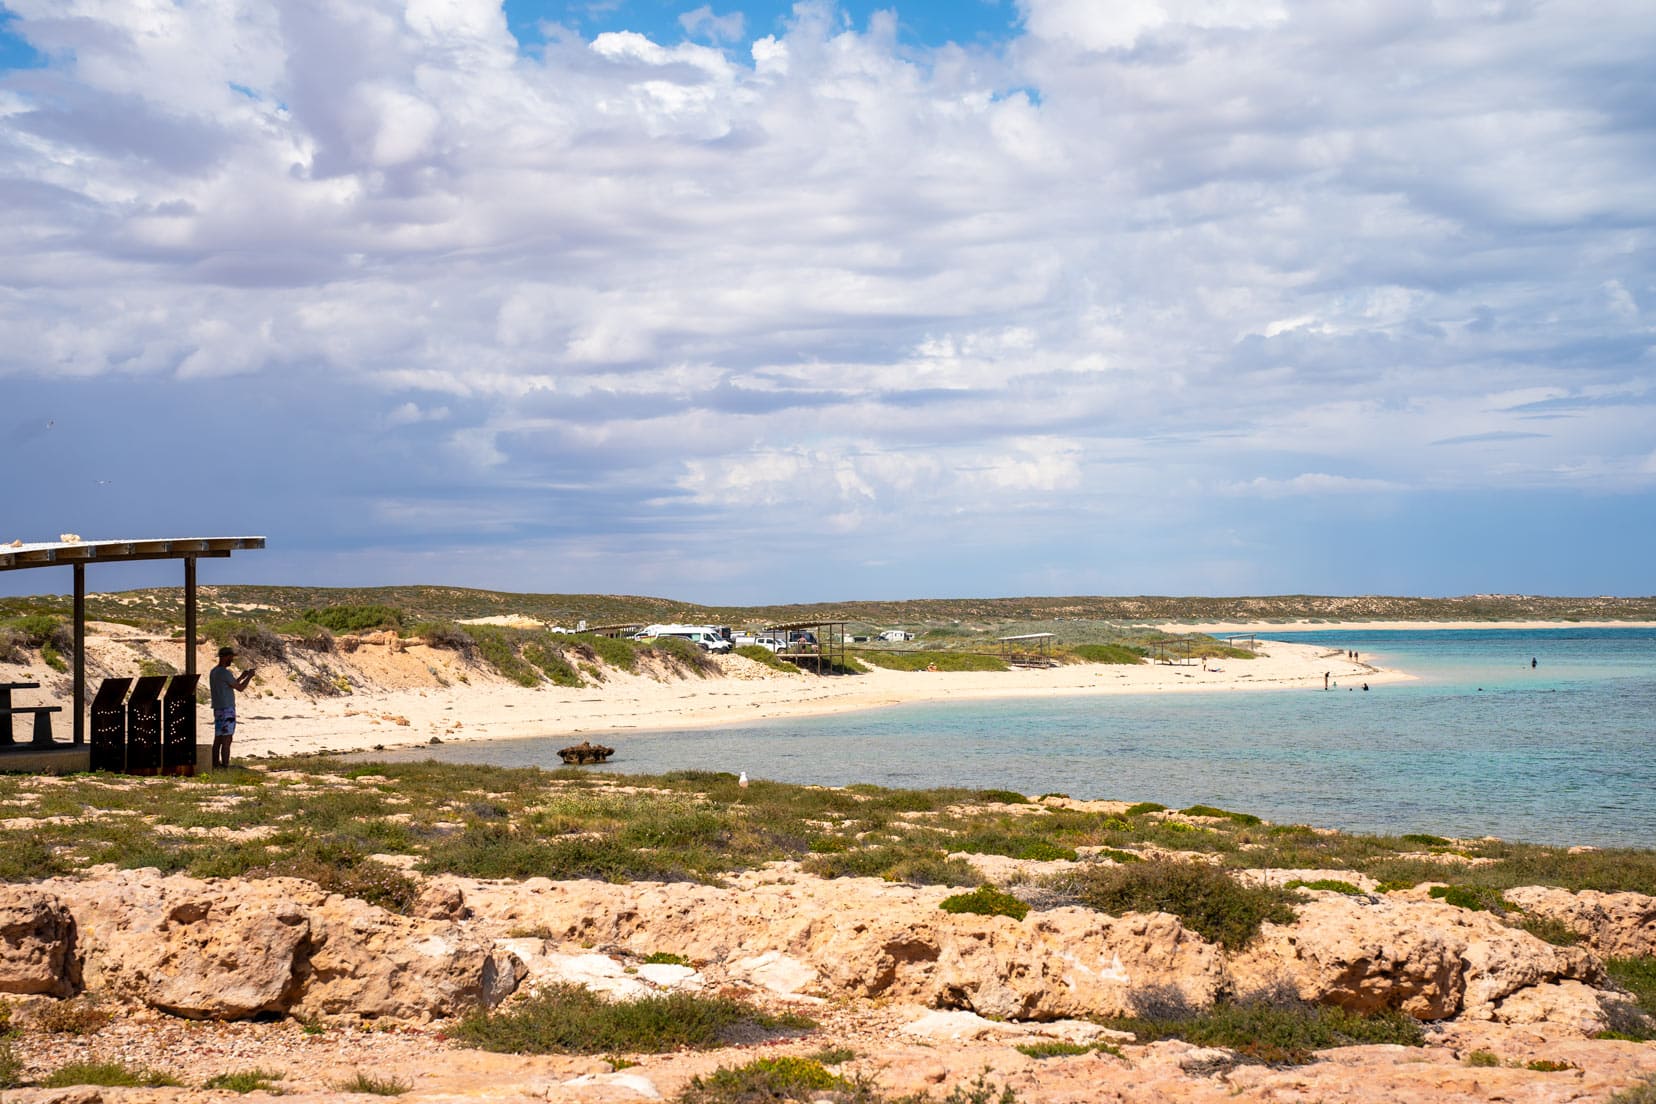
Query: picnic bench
1 681 40 745
0 678 64 747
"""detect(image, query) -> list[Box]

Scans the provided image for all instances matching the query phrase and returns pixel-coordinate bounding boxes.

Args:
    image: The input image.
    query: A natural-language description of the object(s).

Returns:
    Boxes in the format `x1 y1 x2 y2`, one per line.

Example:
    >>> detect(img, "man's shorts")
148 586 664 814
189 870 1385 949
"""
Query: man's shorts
214 711 237 738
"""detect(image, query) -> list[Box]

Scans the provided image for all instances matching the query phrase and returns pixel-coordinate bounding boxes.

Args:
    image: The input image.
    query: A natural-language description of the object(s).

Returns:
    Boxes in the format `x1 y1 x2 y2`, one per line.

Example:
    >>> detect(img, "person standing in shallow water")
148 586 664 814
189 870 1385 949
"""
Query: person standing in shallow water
210 645 256 769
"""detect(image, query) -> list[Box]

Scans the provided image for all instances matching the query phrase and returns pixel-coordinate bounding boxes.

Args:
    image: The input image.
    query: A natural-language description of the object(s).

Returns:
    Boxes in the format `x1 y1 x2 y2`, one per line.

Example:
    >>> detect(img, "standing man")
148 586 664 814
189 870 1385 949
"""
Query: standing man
210 645 255 769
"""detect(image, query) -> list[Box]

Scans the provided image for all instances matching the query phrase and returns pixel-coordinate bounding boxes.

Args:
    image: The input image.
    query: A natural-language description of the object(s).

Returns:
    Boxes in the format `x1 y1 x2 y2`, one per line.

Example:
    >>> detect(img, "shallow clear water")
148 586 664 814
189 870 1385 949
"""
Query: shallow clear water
381 628 1656 848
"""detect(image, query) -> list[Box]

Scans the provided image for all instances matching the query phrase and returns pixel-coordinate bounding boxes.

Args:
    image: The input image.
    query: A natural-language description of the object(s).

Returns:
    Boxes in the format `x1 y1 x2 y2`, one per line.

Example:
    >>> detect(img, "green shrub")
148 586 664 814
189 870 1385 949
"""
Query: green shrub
0 832 65 880
0 1038 18 1090
1600 957 1656 1041
411 621 475 653
804 1046 856 1065
939 886 1031 921
419 822 703 883
1107 986 1423 1065
1124 802 1166 816
1465 1049 1500 1067
642 637 718 677
569 633 639 672
1611 1076 1656 1104
204 1069 285 1093
1285 879 1363 895
225 838 419 913
467 625 541 687
32 997 112 1036
1607 956 1656 1009
679 1057 864 1104
803 846 982 888
524 641 583 687
335 1071 411 1095
276 620 335 652
1180 804 1263 827
1429 885 1513 913
734 644 799 671
302 605 404 633
1069 859 1298 950
452 984 812 1055
0 613 71 650
1516 914 1581 946
851 650 1008 673
1014 1040 1090 1059
203 618 287 661
642 952 691 966
0 628 26 664
951 827 1074 863
41 1061 182 1088
1401 833 1451 847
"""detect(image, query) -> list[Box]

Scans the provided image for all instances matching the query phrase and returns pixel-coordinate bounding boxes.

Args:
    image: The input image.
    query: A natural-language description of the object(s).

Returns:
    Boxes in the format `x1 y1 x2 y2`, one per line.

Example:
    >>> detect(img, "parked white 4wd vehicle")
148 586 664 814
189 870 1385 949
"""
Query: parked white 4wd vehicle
631 624 732 652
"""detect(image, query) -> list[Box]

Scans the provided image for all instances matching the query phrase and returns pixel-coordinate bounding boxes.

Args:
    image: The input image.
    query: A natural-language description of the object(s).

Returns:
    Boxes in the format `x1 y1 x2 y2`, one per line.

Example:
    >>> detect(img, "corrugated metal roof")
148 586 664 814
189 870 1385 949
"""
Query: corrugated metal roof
0 536 265 572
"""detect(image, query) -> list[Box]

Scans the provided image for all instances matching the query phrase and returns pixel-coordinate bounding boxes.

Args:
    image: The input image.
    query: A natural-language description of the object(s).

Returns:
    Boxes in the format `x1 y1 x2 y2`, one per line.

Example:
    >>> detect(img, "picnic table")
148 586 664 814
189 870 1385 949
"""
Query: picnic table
1 681 62 746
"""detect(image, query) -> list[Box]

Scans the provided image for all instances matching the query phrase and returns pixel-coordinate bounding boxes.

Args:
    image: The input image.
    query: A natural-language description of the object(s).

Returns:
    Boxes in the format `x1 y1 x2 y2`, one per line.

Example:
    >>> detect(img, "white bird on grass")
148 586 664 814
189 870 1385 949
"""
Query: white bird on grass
738 771 749 788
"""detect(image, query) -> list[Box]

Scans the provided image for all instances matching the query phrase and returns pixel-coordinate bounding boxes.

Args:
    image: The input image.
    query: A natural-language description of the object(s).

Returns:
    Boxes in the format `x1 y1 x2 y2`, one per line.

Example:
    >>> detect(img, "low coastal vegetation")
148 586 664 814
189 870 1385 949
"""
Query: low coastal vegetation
452 983 813 1055
5 761 1656 944
0 761 1652 908
1063 859 1300 950
10 585 1653 634
1102 984 1424 1066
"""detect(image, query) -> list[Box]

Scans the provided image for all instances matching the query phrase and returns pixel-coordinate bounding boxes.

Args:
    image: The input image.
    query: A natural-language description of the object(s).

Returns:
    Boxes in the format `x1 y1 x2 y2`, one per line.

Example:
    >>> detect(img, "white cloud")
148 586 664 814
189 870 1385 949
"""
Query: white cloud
679 5 745 45
1221 473 1404 498
1 0 1654 597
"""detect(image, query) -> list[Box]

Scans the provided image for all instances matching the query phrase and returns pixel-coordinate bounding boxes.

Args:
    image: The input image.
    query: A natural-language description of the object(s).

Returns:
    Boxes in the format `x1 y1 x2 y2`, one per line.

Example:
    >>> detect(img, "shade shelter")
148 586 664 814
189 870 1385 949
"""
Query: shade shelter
0 537 265 751
762 620 848 674
997 632 1056 668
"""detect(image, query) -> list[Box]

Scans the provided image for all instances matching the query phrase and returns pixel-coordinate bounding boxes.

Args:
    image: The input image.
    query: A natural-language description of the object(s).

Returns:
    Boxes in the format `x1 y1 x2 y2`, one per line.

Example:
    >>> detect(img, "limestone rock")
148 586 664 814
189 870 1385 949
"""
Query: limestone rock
1485 979 1619 1035
462 868 1226 1021
289 893 525 1022
54 871 308 1018
1506 886 1656 958
1231 893 1600 1021
412 881 470 921
0 887 77 997
47 870 522 1023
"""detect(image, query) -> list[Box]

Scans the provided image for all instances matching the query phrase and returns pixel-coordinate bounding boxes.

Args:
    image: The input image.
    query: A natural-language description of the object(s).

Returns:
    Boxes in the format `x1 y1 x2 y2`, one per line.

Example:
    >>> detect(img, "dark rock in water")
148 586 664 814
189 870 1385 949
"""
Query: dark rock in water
558 741 614 765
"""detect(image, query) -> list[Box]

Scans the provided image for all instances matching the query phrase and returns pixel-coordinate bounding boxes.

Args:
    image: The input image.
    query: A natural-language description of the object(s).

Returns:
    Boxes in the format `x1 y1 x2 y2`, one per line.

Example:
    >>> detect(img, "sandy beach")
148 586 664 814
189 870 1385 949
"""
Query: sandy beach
20 617 1646 763
1152 619 1656 634
223 636 1401 759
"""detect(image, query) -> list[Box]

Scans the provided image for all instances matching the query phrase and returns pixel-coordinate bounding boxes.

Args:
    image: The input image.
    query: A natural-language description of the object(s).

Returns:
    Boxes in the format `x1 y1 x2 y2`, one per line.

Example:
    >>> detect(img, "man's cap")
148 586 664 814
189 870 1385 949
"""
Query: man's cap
218 646 236 658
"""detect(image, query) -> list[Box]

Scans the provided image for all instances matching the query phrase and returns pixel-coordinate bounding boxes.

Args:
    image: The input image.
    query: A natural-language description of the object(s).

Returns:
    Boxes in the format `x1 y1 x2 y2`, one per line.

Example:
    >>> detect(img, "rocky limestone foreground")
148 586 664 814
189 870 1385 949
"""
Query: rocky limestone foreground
3 867 1656 1103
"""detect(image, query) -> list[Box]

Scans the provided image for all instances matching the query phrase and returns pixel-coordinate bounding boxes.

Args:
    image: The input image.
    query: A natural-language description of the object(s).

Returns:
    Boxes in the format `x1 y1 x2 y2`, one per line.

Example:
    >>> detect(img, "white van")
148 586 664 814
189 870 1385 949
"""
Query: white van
631 624 732 653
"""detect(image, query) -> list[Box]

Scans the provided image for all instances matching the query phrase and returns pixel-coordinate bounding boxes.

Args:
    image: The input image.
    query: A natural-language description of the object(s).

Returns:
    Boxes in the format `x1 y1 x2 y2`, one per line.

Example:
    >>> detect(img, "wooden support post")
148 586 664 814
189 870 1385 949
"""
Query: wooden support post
184 557 197 678
73 562 85 744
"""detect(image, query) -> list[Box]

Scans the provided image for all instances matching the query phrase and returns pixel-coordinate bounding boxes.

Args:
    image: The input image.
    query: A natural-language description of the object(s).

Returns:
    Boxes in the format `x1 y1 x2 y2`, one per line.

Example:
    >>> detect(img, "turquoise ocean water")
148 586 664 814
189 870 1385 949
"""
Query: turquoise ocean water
385 628 1656 848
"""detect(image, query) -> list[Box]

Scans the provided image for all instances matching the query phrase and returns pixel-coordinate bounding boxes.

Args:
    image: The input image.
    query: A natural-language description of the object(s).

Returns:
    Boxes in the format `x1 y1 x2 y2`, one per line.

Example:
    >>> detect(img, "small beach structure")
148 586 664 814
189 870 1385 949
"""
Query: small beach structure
0 536 264 773
582 623 645 639
1151 638 1198 666
760 620 848 674
997 633 1057 668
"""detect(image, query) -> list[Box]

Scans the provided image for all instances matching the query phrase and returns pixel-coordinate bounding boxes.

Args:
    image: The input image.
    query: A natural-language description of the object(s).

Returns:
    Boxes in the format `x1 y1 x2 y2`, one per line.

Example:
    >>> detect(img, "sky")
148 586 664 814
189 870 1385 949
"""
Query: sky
1 0 1653 604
